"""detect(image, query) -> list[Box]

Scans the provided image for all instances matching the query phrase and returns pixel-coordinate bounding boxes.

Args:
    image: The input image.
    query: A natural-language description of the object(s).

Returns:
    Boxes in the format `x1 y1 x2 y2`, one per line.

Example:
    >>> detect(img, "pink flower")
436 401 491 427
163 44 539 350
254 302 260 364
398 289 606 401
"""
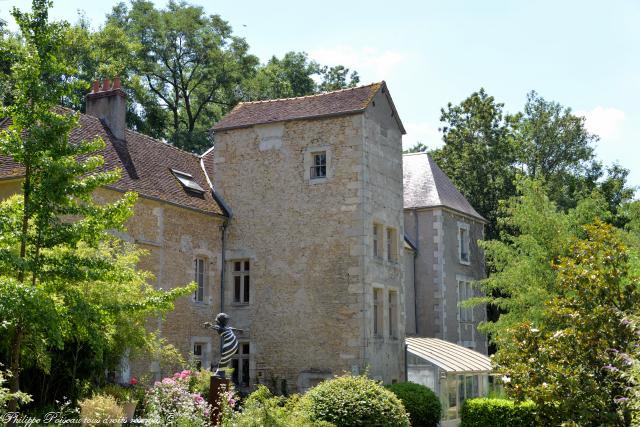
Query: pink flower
181 370 192 376
130 377 138 385
162 378 176 385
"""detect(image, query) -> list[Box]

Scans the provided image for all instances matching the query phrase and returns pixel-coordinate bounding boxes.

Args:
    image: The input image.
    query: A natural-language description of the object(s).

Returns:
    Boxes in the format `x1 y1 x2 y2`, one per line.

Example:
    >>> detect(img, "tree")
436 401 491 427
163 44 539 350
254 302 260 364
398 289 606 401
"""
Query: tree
242 51 360 101
492 221 639 425
403 142 428 154
431 88 519 239
317 64 360 92
106 0 259 153
0 0 190 408
433 89 633 239
476 178 611 344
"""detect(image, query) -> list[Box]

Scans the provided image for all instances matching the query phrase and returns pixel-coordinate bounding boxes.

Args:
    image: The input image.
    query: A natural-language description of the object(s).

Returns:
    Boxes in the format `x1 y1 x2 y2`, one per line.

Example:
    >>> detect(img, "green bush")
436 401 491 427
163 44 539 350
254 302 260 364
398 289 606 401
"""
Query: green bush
224 385 333 427
460 398 537 427
299 375 410 427
385 382 441 427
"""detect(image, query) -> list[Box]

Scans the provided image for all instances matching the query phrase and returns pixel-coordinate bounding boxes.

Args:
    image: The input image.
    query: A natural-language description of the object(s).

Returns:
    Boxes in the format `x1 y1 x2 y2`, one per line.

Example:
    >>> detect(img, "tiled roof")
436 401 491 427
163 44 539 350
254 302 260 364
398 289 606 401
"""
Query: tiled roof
213 82 405 132
0 111 225 216
406 337 491 373
403 152 485 221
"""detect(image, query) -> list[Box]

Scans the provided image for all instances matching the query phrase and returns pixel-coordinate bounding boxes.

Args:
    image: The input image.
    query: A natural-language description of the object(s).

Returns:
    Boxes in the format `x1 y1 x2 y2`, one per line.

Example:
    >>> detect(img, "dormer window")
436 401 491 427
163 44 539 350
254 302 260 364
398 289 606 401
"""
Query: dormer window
171 169 205 194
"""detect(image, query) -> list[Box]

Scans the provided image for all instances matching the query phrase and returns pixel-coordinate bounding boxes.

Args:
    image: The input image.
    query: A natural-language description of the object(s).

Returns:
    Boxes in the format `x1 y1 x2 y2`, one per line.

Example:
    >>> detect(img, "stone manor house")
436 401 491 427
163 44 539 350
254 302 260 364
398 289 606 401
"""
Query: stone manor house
0 79 487 395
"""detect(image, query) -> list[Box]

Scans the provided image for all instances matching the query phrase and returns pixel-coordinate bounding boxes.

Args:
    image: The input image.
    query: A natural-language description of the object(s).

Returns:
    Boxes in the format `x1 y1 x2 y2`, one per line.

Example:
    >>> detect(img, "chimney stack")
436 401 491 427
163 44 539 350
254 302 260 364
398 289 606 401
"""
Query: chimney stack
86 76 127 140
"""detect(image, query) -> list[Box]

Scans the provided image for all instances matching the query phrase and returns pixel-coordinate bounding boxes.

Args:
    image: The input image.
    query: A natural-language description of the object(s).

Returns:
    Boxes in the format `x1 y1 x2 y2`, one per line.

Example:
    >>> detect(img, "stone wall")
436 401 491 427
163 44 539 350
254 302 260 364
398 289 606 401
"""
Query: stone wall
404 206 487 354
212 97 406 391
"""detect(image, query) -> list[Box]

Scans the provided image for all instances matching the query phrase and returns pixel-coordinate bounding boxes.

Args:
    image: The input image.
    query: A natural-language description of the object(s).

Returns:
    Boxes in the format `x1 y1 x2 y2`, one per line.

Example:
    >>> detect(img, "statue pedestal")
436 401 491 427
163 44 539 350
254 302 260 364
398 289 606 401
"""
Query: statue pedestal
208 376 230 425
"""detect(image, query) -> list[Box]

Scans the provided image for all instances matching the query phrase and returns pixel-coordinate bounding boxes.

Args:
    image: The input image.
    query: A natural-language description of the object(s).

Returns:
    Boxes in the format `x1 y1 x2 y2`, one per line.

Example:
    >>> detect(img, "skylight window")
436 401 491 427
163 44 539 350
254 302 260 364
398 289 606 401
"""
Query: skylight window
171 169 205 194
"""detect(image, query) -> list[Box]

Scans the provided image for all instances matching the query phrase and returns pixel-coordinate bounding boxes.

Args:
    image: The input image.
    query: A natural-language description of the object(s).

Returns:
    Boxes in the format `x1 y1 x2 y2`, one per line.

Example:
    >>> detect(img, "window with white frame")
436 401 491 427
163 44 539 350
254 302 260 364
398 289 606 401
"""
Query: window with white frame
310 151 327 179
232 342 250 387
194 257 207 302
386 227 398 262
373 288 383 337
458 223 470 264
373 223 383 258
458 280 474 323
388 290 398 338
232 260 250 304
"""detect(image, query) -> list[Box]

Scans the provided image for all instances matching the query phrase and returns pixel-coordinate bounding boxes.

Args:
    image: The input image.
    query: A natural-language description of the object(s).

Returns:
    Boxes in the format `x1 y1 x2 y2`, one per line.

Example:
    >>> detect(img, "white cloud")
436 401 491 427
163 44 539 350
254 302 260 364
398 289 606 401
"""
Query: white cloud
403 122 442 151
309 45 407 82
576 106 625 139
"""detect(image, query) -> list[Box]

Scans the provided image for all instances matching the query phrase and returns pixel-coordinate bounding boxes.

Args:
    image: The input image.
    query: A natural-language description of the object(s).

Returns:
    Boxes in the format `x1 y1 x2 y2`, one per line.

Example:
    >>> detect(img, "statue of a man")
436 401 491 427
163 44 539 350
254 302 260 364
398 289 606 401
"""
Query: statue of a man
204 313 241 378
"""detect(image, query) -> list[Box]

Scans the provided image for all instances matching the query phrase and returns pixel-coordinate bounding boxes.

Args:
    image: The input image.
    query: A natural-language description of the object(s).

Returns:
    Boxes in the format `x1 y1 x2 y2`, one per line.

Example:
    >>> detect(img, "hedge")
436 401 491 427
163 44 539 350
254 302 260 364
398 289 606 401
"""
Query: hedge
460 398 537 427
385 382 441 427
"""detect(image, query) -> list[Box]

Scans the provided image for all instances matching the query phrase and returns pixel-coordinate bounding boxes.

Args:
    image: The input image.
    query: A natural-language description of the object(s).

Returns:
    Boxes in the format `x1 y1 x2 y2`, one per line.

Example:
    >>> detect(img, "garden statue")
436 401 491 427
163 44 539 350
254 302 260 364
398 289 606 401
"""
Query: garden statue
203 313 241 378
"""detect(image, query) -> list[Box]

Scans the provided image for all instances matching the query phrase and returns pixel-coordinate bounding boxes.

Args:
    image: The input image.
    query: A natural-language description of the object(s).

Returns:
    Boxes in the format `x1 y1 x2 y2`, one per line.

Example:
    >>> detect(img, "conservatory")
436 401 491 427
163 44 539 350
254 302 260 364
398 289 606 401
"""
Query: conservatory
405 337 493 426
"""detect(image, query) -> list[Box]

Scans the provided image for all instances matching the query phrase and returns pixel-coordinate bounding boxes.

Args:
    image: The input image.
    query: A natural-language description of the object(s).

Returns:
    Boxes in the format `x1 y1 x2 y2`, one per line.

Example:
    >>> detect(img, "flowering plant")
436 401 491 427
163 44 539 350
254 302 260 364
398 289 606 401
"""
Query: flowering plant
144 370 211 426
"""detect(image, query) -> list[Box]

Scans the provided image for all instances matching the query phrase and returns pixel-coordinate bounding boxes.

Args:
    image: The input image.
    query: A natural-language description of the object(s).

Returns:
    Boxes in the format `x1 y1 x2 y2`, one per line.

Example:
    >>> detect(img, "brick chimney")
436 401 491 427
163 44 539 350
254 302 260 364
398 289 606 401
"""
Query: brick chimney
86 77 127 140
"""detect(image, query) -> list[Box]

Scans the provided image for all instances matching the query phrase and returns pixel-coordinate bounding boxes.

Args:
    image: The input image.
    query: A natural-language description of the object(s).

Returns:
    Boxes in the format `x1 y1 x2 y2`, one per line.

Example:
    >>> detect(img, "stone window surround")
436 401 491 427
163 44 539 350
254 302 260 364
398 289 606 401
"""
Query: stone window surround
303 145 332 184
190 336 212 370
230 259 251 306
388 289 399 339
456 274 476 349
457 221 471 265
231 341 251 388
191 249 216 305
372 221 399 265
373 286 384 338
372 284 401 340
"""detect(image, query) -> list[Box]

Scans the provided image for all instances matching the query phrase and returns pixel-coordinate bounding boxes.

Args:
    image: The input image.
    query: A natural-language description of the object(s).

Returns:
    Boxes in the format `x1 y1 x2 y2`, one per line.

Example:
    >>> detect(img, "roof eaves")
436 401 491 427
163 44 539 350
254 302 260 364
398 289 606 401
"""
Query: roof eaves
404 204 487 223
105 184 226 218
212 109 366 133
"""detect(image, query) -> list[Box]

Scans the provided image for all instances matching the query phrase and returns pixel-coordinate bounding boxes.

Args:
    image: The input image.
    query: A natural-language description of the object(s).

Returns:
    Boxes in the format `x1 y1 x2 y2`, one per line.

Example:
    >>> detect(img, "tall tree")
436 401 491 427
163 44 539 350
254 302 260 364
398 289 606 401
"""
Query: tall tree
0 0 189 408
107 0 259 153
492 221 639 425
431 88 519 239
317 64 360 92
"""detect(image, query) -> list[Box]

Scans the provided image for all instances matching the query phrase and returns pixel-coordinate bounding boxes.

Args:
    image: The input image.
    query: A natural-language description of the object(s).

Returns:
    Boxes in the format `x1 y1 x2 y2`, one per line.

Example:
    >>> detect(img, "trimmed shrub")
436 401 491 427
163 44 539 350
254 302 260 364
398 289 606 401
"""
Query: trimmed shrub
460 398 537 427
299 375 410 427
385 382 441 427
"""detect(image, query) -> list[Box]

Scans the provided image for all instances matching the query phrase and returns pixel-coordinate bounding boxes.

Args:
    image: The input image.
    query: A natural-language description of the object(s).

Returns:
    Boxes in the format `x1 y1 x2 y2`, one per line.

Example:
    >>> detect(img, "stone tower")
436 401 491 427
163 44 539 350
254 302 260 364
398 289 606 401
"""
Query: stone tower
208 82 407 391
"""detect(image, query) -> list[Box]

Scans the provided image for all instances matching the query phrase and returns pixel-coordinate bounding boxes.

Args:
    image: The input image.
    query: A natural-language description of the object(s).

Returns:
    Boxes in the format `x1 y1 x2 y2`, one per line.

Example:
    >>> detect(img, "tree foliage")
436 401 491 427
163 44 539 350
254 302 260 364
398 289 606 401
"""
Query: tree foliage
432 88 518 239
492 221 639 425
0 0 191 406
432 89 634 240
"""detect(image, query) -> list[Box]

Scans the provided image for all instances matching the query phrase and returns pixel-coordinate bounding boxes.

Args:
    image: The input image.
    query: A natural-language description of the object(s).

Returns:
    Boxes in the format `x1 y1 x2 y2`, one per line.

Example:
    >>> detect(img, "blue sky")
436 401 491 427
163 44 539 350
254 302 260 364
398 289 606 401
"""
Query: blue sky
2 0 638 193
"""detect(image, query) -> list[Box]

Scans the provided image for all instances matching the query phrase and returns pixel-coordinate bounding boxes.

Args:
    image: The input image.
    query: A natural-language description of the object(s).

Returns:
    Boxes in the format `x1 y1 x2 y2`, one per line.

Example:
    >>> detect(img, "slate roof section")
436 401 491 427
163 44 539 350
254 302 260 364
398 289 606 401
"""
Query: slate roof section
403 152 485 222
0 111 225 216
213 82 405 133
406 337 492 373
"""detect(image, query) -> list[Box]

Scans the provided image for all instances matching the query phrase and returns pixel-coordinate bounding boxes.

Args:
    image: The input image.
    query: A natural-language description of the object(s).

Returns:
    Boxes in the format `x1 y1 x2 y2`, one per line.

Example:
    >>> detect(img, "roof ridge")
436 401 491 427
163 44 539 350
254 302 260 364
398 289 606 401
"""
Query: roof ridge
402 152 429 157
237 82 383 106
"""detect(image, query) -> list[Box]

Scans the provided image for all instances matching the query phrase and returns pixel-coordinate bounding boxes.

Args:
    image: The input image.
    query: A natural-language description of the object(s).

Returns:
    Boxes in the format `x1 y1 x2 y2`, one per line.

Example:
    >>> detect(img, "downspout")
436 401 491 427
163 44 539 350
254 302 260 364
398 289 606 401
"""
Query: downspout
413 208 419 335
404 343 409 382
220 220 228 313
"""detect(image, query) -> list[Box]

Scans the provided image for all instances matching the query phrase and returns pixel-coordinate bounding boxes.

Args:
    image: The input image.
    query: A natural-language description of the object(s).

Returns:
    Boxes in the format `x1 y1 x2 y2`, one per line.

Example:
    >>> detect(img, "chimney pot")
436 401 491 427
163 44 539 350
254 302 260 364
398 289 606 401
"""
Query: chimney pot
86 77 127 140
